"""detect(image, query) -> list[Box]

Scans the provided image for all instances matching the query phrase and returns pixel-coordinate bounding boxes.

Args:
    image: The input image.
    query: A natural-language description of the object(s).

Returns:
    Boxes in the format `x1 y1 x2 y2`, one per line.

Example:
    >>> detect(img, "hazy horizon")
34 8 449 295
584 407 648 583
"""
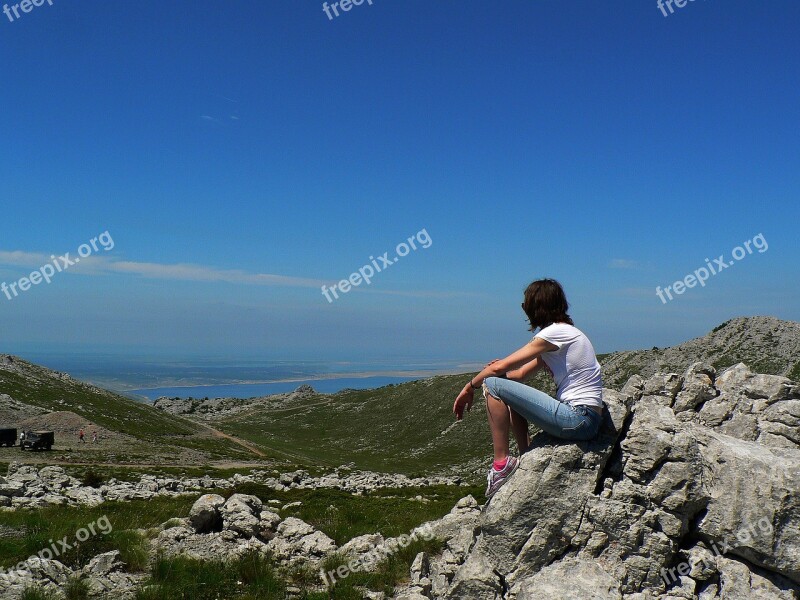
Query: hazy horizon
10 314 795 394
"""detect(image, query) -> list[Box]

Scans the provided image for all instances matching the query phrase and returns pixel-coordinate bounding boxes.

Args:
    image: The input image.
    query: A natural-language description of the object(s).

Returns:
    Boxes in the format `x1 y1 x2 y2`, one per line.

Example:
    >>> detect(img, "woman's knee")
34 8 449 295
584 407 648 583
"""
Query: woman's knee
483 376 505 400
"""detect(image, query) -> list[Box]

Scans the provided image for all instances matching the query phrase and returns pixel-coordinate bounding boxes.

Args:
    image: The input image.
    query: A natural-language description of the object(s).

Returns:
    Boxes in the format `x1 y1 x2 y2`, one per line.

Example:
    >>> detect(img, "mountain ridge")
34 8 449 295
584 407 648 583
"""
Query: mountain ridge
598 315 800 389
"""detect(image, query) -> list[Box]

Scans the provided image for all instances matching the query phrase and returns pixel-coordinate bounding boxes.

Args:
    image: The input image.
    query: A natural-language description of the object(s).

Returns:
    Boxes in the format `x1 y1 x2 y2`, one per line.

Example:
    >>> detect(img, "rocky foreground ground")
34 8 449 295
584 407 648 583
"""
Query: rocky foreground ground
1 362 799 599
398 362 800 600
0 466 461 510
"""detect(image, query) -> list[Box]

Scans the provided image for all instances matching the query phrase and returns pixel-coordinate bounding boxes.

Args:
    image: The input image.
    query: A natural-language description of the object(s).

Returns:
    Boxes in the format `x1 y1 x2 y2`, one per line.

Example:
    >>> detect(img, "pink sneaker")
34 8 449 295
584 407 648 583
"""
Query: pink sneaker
485 456 519 499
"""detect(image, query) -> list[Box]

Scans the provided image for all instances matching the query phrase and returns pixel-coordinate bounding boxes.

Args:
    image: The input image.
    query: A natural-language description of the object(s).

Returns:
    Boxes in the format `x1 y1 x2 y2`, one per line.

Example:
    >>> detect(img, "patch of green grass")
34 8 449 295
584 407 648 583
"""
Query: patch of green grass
63 577 90 600
0 359 250 461
20 588 57 600
115 530 151 572
3 482 476 599
0 482 478 575
789 362 800 383
136 552 286 600
135 540 443 599
0 365 196 439
0 496 195 571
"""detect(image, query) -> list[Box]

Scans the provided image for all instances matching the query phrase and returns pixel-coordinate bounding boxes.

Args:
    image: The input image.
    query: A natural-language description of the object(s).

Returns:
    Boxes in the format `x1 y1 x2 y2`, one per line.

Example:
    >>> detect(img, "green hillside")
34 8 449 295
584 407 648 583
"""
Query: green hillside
215 371 558 475
0 356 253 464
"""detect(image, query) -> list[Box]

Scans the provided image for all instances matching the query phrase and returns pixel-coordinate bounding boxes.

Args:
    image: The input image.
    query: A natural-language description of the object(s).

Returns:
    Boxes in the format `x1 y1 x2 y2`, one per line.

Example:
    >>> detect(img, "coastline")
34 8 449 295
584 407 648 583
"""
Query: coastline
122 366 482 401
122 368 474 392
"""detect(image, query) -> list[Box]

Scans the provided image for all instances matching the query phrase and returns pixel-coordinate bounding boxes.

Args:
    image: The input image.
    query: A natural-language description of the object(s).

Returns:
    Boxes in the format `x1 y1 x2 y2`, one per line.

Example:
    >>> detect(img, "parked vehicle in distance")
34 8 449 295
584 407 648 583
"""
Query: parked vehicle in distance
0 428 17 447
20 431 54 451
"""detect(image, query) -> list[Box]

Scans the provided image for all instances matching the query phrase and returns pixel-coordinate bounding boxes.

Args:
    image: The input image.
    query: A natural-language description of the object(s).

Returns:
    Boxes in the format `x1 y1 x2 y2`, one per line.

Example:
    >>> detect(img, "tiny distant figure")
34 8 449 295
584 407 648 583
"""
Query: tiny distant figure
19 431 25 445
79 428 86 443
92 431 98 443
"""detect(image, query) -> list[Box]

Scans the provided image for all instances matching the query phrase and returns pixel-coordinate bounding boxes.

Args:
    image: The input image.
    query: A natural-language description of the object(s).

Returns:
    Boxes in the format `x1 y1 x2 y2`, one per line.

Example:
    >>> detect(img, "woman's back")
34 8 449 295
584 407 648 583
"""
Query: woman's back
535 323 603 408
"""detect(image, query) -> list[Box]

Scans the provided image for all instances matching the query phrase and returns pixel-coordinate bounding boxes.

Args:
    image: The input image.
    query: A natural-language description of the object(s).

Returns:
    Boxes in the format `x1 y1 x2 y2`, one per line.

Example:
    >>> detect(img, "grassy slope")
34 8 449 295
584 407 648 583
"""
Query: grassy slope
216 371 558 475
0 358 249 462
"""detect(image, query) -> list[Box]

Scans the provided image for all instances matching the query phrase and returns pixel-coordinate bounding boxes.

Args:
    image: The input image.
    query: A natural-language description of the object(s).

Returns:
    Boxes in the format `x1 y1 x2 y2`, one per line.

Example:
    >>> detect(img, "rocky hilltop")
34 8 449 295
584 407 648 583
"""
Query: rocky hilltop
600 316 800 389
394 362 800 600
152 384 318 419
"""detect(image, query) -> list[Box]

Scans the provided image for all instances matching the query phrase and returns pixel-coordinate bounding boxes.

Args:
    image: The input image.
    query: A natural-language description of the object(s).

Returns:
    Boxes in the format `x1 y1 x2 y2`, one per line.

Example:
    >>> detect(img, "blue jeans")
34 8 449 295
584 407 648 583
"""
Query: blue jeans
483 377 602 441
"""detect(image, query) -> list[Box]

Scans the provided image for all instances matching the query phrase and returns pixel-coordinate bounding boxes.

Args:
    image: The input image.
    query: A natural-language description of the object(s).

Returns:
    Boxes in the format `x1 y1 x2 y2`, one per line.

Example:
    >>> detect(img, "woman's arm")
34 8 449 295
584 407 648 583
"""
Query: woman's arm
506 357 545 382
453 337 557 419
472 337 556 384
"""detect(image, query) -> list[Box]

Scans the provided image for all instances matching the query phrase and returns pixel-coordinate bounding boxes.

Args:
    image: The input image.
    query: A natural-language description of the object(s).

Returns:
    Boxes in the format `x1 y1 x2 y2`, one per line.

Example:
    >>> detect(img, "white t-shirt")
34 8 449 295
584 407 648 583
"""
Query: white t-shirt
535 323 603 408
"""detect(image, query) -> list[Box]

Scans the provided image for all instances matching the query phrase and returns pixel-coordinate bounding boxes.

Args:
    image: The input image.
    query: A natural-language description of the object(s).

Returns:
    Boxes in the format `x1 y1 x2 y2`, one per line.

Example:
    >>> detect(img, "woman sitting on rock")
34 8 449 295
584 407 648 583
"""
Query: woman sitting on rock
453 278 604 498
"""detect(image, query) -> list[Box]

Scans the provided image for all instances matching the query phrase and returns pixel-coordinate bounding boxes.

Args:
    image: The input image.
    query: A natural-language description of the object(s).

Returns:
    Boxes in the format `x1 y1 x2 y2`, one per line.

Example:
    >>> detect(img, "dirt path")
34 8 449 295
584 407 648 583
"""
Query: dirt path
195 422 329 464
195 421 268 458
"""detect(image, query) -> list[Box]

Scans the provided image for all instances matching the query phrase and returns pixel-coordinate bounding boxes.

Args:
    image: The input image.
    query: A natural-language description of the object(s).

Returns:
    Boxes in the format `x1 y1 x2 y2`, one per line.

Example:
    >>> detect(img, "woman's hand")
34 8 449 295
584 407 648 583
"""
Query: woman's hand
453 385 475 420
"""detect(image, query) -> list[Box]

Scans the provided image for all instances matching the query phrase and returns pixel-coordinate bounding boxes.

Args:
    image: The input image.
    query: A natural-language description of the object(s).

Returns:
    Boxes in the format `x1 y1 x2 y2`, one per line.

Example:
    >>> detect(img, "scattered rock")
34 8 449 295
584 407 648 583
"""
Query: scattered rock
266 517 337 565
188 494 225 533
221 493 262 538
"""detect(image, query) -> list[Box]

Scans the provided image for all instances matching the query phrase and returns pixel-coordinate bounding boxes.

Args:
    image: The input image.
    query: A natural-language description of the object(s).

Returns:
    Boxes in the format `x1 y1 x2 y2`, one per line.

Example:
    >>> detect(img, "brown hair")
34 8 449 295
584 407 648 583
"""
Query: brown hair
522 278 574 331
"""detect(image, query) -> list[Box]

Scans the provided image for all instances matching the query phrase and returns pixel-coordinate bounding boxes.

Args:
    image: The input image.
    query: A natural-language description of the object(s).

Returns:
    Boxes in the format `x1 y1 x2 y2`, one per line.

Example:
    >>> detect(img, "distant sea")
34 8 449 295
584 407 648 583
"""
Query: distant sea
21 353 478 402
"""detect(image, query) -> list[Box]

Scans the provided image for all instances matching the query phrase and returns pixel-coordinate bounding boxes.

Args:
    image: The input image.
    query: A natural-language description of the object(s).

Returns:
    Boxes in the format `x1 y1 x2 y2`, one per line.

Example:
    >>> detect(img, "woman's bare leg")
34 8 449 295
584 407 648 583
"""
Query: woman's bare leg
485 392 510 462
509 408 530 453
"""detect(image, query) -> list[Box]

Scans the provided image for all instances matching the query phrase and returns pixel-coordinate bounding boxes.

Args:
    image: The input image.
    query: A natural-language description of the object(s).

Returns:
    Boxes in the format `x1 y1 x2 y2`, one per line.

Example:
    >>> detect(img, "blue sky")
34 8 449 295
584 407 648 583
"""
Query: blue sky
1 0 798 364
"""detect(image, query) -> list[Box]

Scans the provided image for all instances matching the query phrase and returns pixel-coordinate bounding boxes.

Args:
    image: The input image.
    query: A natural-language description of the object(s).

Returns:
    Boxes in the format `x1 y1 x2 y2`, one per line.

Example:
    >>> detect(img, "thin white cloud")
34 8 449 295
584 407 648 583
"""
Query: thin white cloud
109 260 325 288
0 251 51 267
214 94 239 104
0 251 469 298
609 258 639 270
0 251 323 288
